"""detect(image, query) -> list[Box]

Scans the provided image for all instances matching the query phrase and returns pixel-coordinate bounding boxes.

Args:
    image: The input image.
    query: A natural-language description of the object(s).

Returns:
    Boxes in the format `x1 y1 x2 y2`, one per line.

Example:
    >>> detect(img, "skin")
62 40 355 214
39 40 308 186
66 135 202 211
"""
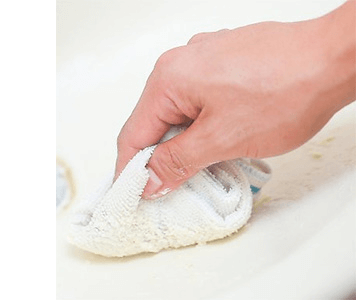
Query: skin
114 0 356 200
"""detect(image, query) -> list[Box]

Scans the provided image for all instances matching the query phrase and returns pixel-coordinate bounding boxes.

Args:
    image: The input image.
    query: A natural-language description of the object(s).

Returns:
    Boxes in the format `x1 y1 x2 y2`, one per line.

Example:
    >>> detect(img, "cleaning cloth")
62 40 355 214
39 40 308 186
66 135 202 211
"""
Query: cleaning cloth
68 127 271 257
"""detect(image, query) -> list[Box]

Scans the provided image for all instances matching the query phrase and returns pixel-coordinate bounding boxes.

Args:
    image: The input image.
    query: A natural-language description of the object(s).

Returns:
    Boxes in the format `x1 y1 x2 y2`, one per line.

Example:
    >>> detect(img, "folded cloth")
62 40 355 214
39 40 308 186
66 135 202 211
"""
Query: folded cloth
68 127 271 257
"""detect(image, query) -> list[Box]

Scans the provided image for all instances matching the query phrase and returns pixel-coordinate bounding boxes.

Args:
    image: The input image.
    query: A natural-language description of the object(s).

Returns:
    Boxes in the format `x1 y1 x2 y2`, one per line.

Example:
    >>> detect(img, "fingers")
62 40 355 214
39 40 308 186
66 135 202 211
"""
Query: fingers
114 83 187 181
115 29 231 183
114 49 190 181
141 111 219 200
114 92 170 181
115 29 234 192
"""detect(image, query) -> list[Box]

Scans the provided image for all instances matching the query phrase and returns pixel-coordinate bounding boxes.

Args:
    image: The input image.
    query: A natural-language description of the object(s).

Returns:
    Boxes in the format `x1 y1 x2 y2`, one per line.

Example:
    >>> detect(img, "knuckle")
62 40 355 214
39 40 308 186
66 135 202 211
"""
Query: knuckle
188 29 229 44
155 48 180 72
188 33 205 44
165 144 187 177
116 133 124 148
116 124 130 149
116 122 127 145
217 28 230 35
153 47 187 86
156 142 191 181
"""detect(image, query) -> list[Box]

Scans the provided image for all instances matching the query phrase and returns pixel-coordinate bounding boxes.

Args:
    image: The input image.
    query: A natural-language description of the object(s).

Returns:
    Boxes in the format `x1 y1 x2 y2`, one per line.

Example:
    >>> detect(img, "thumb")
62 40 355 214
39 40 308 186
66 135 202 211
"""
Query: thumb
142 113 217 200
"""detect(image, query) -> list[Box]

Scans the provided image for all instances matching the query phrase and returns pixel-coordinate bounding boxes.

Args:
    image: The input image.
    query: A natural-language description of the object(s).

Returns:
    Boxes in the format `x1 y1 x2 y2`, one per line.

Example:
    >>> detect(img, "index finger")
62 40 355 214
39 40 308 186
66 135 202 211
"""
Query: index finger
114 77 188 181
114 91 168 181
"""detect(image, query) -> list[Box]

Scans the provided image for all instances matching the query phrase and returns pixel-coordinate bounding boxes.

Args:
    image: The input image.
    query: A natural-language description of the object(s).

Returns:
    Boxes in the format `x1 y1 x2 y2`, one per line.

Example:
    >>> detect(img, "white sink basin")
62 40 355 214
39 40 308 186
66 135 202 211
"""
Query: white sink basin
57 0 355 299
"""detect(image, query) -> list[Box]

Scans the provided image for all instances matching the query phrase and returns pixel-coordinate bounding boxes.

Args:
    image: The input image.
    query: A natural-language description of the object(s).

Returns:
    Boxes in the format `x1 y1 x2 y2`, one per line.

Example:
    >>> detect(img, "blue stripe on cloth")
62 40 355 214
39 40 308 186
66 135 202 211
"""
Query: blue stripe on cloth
250 185 261 194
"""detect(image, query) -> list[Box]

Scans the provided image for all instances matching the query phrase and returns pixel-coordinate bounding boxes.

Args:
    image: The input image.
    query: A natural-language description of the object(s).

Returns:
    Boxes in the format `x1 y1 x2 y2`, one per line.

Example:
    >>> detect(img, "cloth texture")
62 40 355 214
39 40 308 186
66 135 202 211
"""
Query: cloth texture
68 127 271 257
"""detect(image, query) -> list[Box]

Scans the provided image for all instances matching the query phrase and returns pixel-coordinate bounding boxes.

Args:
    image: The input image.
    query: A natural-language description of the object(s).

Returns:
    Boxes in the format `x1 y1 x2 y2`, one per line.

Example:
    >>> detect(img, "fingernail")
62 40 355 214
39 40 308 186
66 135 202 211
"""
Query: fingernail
143 167 163 199
145 187 172 200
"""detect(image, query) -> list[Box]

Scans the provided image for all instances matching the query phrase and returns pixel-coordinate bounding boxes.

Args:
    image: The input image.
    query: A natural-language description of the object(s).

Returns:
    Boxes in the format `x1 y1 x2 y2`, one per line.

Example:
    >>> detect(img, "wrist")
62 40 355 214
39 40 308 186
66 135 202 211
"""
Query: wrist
313 1 356 113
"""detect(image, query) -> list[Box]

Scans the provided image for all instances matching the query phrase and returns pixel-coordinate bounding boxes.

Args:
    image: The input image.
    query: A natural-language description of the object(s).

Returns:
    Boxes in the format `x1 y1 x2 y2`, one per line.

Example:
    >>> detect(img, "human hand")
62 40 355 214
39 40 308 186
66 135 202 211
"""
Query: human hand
115 1 355 200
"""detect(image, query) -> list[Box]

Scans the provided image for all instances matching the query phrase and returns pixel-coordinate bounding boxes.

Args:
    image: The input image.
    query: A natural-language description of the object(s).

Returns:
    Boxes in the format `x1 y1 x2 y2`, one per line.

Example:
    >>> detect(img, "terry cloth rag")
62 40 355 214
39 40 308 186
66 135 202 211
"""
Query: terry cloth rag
68 127 271 257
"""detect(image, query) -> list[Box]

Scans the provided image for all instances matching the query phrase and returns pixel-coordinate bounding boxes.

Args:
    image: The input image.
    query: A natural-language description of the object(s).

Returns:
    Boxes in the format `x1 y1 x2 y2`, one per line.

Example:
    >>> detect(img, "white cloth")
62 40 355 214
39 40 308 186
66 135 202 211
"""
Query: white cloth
68 129 271 257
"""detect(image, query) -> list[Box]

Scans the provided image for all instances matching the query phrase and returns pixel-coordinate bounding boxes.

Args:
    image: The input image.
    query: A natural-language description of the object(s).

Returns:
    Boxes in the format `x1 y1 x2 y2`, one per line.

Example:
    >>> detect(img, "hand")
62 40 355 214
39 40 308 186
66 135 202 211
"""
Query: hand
115 1 355 200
